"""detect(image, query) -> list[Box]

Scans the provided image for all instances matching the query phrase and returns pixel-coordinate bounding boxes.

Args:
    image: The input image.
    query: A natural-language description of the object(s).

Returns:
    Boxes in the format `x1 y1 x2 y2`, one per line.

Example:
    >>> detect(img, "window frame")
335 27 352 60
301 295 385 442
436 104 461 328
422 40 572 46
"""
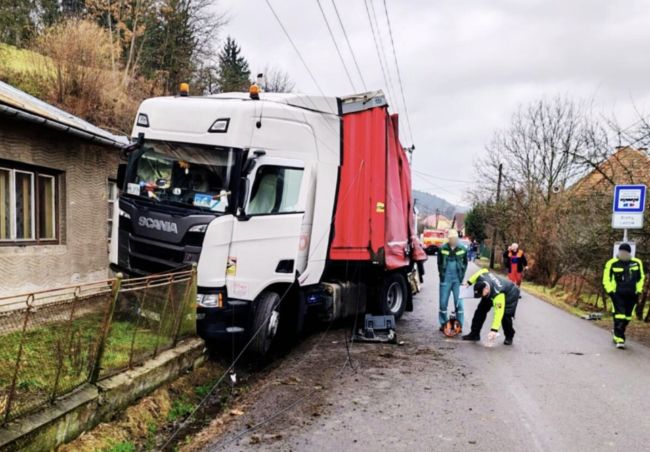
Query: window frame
107 179 118 244
245 164 306 217
0 160 61 246
37 174 56 241
13 169 36 241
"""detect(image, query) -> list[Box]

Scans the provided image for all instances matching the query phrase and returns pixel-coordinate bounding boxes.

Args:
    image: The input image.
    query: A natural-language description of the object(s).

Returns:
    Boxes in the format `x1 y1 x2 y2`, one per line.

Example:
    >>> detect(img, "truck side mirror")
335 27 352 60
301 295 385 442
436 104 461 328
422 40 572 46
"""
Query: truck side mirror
116 163 127 190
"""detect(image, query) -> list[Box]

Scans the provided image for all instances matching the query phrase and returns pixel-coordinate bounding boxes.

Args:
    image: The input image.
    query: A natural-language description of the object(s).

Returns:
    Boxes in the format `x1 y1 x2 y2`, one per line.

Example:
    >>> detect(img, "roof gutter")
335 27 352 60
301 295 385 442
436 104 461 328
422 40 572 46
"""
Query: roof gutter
0 104 127 149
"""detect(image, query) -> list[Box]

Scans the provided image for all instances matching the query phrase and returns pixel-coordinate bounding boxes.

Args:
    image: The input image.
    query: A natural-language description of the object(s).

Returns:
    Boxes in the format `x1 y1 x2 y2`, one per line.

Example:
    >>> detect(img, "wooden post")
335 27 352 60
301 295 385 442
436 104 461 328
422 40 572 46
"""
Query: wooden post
173 264 197 346
90 274 122 384
490 163 503 269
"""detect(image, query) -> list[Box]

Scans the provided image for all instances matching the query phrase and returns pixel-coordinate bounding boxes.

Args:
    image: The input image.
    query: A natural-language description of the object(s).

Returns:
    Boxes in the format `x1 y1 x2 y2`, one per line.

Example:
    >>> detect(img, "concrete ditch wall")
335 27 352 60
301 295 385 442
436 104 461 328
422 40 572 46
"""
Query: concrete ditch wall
0 338 204 451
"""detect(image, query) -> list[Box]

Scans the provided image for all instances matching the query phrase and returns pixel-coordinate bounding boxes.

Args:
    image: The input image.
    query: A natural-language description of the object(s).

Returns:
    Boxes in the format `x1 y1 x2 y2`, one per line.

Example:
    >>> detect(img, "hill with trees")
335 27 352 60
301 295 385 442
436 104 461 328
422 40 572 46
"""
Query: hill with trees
413 189 459 218
0 1 294 134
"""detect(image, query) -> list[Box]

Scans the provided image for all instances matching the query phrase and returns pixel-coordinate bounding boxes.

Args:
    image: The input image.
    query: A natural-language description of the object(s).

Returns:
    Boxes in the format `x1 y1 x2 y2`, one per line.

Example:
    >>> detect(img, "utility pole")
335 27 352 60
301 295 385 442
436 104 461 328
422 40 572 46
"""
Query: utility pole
489 163 503 269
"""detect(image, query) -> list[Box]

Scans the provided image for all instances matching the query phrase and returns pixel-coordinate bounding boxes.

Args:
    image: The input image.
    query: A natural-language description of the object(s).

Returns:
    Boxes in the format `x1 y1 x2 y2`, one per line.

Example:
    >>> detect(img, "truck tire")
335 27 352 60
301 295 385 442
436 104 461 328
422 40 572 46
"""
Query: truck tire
379 273 408 320
250 291 281 357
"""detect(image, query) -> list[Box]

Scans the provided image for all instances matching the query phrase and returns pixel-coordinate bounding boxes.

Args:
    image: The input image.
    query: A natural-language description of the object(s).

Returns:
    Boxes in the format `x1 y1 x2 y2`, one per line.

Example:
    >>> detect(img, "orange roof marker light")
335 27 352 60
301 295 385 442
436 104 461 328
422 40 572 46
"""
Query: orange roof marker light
249 83 260 100
179 83 190 97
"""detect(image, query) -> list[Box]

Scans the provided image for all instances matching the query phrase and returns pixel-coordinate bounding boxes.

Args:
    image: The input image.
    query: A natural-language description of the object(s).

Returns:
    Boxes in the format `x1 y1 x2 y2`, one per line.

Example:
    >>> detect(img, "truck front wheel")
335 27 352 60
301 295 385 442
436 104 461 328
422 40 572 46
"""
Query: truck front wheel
250 291 281 357
379 273 408 320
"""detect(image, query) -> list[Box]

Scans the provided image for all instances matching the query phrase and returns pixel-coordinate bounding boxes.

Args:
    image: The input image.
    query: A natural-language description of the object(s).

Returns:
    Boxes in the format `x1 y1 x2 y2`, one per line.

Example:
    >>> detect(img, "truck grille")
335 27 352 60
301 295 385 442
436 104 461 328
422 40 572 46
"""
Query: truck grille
126 234 201 274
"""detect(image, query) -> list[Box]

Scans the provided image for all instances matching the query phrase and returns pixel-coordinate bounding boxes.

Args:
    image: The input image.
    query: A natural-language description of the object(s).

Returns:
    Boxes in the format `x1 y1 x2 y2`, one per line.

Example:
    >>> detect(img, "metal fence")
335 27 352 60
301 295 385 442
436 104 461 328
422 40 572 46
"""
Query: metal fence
0 267 197 424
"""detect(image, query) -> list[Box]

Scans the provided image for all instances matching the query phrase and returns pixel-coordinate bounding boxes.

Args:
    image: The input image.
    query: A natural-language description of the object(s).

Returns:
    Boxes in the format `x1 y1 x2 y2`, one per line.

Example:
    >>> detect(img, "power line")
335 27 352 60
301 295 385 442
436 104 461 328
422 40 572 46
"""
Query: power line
381 0 414 146
368 0 397 98
264 0 328 98
315 0 357 92
413 173 466 198
413 169 474 184
330 0 368 91
362 0 395 106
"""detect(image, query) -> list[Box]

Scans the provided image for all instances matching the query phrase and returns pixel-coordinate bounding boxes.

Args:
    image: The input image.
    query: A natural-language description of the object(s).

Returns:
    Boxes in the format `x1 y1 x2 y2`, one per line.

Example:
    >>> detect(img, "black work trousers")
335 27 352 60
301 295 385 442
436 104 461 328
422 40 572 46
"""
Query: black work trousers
611 292 637 343
470 296 516 340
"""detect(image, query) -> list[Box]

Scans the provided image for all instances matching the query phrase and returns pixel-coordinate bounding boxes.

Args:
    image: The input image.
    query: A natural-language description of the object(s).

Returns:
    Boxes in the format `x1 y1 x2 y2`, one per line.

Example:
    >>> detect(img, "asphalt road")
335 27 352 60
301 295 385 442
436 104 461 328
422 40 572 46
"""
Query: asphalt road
195 259 650 452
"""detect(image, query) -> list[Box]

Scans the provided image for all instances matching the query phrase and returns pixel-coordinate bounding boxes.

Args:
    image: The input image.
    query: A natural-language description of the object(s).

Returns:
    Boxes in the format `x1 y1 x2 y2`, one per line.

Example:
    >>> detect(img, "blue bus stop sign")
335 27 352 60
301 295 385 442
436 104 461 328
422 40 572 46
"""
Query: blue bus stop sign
613 185 646 213
612 185 646 230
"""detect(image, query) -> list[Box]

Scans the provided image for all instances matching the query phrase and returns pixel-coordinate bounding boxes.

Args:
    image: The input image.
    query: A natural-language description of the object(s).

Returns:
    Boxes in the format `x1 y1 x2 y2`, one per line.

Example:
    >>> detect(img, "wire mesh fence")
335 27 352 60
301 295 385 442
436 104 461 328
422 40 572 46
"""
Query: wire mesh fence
0 267 197 424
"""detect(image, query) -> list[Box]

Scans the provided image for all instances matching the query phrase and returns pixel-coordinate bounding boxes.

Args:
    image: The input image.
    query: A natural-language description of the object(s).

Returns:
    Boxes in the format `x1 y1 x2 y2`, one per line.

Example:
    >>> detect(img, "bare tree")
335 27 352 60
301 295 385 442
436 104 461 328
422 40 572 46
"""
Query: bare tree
262 65 295 93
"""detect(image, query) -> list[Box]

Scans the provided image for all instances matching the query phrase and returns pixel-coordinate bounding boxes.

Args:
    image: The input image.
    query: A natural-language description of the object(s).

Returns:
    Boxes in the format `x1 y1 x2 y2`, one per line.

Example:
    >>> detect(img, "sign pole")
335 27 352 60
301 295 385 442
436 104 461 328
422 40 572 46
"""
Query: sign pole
623 228 628 243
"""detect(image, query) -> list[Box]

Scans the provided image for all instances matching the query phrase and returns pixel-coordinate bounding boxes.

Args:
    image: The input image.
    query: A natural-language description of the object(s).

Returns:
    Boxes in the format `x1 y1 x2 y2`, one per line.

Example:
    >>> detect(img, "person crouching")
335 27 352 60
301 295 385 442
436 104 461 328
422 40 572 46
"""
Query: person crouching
462 269 520 345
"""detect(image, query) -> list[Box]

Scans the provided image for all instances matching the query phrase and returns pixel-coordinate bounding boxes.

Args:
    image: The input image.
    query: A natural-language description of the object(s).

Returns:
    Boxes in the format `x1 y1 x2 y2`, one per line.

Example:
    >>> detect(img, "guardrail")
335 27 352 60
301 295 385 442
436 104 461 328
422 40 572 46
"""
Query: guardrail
0 267 197 424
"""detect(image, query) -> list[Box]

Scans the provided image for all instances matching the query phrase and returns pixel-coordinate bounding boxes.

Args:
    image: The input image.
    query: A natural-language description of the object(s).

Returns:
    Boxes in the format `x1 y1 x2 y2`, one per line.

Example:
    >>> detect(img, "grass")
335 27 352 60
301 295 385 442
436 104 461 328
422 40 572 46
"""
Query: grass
0 43 47 73
59 361 243 452
167 398 194 421
103 441 136 452
0 312 170 419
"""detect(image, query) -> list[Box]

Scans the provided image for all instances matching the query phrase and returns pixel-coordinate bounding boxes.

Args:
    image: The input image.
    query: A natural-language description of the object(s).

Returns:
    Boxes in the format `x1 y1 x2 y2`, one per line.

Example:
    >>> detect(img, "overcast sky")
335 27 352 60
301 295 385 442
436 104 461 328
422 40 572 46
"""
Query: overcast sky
217 0 650 205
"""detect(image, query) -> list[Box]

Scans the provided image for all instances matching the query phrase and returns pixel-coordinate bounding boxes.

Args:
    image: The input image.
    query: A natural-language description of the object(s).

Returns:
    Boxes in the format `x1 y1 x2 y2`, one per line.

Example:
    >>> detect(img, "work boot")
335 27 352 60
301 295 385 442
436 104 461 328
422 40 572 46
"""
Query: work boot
504 337 513 346
462 332 480 341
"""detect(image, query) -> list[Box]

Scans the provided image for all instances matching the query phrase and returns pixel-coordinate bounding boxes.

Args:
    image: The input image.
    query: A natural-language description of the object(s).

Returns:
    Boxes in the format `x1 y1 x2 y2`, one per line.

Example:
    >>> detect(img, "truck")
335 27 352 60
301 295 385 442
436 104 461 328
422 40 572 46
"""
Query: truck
422 229 447 255
110 86 427 355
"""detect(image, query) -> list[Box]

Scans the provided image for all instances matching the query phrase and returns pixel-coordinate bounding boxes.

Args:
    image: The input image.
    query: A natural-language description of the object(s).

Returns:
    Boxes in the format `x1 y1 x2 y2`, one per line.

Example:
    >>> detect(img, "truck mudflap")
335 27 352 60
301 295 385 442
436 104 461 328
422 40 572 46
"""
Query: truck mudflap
196 300 251 341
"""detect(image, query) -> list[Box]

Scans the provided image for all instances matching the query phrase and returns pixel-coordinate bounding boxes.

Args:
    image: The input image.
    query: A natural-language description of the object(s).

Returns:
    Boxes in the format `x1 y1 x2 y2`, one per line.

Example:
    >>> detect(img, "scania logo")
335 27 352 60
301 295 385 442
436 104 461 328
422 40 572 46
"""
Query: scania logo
138 216 178 234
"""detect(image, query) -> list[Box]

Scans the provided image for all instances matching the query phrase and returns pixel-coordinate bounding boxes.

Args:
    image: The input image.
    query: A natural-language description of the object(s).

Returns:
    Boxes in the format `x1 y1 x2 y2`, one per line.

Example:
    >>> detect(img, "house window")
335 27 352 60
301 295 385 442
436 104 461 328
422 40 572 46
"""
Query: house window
0 162 60 245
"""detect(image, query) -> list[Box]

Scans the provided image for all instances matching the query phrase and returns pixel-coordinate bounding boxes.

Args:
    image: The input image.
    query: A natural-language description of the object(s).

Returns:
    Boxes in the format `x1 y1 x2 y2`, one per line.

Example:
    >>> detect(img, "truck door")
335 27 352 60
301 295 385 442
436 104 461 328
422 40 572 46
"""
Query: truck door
227 158 306 301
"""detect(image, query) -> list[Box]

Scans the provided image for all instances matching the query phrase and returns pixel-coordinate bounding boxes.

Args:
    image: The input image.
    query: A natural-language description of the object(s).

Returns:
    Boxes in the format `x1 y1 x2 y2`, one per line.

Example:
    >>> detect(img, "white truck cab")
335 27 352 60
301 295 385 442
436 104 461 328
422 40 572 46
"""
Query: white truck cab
111 88 425 355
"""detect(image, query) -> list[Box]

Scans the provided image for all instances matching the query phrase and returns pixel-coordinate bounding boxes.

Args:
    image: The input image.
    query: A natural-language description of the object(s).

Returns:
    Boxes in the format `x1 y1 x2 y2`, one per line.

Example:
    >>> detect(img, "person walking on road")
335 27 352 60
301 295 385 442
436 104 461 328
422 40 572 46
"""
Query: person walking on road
469 239 479 262
462 268 520 345
602 243 645 349
438 230 468 332
503 243 528 287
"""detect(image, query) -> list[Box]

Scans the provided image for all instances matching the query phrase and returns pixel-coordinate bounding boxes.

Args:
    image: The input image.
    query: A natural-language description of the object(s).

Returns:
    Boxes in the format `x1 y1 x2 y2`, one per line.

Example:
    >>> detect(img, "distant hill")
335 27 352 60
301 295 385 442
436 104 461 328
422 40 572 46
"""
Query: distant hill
413 190 459 218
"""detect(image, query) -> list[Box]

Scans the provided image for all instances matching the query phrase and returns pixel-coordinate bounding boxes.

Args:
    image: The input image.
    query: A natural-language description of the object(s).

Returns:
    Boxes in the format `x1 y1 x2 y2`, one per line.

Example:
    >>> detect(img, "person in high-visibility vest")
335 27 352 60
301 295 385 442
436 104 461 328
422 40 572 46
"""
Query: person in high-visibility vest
602 243 645 349
462 268 520 345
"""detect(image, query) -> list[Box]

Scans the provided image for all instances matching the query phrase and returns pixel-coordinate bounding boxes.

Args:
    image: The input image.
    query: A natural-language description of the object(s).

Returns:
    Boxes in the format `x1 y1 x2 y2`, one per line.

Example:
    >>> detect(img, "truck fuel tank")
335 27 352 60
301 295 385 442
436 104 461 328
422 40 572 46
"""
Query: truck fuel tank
308 281 367 322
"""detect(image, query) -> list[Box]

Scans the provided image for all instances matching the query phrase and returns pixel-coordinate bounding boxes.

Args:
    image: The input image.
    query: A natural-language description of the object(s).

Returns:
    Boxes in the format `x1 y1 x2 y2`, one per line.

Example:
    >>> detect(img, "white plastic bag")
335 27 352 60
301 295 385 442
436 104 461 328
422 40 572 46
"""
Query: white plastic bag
484 332 500 347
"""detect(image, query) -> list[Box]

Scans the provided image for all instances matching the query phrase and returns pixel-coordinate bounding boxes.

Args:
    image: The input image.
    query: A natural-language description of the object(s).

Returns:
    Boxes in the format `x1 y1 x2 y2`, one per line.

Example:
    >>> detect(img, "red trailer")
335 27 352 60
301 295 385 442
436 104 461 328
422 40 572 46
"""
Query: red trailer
330 102 426 269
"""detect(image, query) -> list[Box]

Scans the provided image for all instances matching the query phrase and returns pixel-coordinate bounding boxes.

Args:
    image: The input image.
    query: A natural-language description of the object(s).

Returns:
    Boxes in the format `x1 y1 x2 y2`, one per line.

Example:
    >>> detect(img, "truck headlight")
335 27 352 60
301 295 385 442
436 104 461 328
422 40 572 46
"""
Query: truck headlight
197 292 224 308
119 209 131 219
189 224 208 233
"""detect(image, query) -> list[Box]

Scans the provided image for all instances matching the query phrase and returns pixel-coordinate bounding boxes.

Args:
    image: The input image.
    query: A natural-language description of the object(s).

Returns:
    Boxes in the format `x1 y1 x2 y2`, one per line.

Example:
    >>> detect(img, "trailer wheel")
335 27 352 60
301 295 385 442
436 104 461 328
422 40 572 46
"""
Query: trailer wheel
379 273 408 320
250 291 281 357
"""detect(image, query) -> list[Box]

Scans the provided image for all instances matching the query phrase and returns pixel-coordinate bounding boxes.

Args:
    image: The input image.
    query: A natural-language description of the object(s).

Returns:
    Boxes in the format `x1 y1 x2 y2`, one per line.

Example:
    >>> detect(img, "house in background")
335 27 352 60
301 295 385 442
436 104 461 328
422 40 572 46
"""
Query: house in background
451 212 466 237
573 146 650 194
0 81 127 296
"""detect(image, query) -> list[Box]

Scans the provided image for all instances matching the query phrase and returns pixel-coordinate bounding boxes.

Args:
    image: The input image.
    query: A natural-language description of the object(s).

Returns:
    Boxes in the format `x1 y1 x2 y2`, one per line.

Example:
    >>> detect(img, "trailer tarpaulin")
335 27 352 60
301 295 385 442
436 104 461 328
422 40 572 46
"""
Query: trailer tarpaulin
330 105 425 268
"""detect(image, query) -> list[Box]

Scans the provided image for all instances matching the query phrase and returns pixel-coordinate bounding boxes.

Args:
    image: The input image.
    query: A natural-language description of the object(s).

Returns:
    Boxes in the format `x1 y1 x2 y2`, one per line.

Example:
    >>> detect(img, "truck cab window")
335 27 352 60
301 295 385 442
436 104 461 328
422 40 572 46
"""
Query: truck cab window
125 142 240 214
248 166 303 215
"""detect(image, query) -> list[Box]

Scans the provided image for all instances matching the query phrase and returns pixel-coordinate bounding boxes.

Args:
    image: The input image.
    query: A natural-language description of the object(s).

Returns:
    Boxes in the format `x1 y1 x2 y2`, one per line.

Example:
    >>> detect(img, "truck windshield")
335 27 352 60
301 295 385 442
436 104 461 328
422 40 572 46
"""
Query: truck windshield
125 141 239 213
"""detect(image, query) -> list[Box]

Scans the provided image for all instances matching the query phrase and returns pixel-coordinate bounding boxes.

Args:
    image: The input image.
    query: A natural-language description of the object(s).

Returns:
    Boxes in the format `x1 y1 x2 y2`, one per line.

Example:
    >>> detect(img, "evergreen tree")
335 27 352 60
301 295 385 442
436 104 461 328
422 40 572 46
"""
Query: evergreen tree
61 0 84 15
465 204 488 243
216 37 250 93
0 0 38 46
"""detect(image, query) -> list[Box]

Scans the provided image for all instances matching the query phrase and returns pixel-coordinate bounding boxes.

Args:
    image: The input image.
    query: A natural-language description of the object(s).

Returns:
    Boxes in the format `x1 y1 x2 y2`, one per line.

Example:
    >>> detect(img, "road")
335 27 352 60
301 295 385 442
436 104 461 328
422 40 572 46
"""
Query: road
189 259 650 452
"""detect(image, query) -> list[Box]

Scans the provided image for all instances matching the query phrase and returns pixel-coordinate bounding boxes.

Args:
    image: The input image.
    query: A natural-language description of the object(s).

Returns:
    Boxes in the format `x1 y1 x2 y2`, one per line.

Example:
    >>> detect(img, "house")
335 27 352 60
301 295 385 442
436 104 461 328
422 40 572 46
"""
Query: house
572 146 650 195
422 213 451 230
451 212 466 236
0 81 127 296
